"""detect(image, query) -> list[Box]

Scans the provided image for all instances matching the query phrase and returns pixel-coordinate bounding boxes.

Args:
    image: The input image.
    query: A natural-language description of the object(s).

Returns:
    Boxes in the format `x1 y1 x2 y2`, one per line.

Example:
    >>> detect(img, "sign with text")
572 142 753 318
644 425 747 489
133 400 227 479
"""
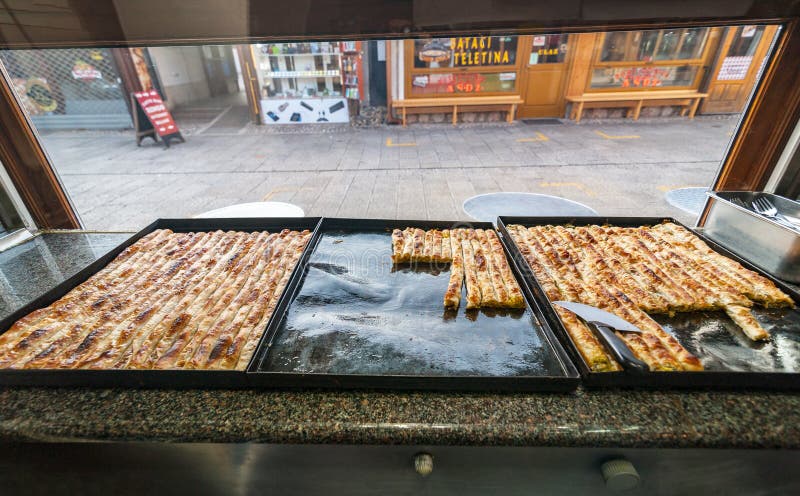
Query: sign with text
134 90 178 136
132 90 184 148
451 36 514 66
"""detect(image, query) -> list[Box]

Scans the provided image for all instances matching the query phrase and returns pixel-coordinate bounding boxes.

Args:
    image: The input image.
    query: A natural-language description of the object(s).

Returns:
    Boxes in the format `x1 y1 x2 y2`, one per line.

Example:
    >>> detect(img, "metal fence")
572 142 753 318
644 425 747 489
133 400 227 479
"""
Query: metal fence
0 48 132 130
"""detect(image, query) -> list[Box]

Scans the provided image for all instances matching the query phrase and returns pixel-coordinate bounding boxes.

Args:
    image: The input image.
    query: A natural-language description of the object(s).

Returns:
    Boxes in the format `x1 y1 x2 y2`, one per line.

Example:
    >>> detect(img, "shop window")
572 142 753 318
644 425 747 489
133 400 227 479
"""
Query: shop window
590 65 699 89
410 72 517 96
413 36 518 69
528 34 567 64
728 26 766 57
599 28 709 63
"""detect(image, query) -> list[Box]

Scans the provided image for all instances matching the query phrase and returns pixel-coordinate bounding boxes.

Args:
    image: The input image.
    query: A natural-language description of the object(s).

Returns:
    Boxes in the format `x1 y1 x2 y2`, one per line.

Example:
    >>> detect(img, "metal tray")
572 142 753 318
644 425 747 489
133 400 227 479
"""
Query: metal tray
497 216 800 390
0 217 322 388
249 218 580 392
704 191 800 283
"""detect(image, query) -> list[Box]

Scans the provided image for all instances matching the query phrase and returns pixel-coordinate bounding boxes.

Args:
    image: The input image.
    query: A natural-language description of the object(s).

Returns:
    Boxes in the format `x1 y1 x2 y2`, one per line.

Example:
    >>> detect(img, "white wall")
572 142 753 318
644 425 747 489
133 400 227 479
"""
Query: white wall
148 46 211 109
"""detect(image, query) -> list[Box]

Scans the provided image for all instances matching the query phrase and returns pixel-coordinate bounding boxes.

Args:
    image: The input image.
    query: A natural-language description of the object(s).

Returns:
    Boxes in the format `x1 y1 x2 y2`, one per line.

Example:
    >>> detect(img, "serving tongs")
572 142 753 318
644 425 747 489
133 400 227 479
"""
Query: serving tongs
553 301 649 373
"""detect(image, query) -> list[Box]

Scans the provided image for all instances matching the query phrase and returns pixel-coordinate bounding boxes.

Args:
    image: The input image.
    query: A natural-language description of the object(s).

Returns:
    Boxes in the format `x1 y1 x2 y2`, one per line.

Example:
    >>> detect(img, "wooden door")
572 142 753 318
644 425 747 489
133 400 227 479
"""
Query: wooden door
518 34 570 118
702 25 778 114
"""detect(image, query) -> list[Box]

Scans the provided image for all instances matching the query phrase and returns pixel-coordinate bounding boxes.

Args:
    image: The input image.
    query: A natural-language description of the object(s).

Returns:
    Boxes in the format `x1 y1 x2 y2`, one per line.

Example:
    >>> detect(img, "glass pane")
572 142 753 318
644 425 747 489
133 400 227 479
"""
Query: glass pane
0 182 23 237
0 48 131 127
254 42 343 99
637 31 659 62
413 36 518 69
410 72 517 96
601 29 709 62
0 25 780 232
678 28 709 59
529 34 567 64
600 32 628 62
590 65 699 89
655 30 681 60
728 26 766 57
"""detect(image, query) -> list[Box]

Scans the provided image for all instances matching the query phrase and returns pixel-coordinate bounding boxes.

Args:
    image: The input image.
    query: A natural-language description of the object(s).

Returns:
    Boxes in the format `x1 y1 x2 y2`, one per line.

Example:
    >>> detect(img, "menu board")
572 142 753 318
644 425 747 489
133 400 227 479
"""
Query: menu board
133 90 179 136
132 90 184 147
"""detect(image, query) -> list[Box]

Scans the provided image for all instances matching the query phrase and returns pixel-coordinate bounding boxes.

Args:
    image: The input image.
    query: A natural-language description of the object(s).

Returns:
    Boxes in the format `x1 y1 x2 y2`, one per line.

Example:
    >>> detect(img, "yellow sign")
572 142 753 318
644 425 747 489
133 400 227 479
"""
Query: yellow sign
451 37 511 66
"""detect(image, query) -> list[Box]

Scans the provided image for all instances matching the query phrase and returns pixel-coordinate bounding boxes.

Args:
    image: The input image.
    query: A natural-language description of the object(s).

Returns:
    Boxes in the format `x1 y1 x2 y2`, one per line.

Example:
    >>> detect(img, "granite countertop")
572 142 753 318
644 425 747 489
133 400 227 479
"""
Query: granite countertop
0 232 797 448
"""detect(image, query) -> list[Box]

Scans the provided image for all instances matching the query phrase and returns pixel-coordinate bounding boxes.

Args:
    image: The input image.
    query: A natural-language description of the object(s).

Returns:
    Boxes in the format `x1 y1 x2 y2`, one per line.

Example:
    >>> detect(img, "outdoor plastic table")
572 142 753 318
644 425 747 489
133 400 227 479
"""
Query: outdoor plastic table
463 192 598 223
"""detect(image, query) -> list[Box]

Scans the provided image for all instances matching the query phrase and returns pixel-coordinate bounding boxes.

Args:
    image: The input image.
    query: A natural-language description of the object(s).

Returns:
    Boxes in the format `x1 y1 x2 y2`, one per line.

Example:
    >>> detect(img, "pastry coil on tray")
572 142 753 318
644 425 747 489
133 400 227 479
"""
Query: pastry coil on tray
0 228 312 370
505 222 794 373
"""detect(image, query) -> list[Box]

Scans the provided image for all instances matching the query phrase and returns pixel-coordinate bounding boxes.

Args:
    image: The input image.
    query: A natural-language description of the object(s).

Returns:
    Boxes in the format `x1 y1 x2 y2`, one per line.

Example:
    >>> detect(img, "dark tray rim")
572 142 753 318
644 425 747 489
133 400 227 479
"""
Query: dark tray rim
247 217 581 392
0 217 323 389
496 215 800 391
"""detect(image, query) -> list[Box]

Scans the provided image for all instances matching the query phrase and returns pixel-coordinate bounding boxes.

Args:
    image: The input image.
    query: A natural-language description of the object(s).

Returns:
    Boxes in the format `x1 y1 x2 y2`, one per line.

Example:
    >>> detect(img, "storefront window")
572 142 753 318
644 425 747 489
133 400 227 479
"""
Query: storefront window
413 36 518 69
590 65 699 89
599 28 709 63
410 72 517 96
252 42 361 124
528 34 567 64
728 26 766 57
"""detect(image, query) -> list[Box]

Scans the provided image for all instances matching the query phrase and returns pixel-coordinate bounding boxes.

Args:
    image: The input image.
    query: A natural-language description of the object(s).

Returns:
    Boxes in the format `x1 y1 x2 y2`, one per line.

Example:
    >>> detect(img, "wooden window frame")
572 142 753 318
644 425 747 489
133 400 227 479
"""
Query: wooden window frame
403 38 524 98
0 65 79 230
586 28 716 93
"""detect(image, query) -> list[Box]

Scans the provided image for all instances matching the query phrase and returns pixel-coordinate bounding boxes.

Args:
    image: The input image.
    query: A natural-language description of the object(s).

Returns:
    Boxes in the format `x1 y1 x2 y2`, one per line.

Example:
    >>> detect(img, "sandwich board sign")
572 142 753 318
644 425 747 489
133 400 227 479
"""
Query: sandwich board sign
132 90 185 148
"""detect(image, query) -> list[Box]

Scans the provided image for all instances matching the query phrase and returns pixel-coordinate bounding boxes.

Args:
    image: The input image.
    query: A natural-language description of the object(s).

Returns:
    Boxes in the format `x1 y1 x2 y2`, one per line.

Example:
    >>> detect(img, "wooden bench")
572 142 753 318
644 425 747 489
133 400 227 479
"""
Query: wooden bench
566 90 709 123
392 95 523 127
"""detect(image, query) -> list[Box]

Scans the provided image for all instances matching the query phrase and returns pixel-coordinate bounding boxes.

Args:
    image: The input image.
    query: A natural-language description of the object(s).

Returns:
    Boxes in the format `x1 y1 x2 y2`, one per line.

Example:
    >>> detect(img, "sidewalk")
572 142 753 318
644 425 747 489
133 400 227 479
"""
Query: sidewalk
41 115 738 230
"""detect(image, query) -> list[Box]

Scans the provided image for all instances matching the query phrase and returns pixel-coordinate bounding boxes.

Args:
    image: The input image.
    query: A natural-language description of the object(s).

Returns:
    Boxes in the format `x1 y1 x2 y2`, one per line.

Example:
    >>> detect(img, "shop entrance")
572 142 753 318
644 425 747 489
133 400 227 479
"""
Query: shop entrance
702 25 778 114
518 34 570 118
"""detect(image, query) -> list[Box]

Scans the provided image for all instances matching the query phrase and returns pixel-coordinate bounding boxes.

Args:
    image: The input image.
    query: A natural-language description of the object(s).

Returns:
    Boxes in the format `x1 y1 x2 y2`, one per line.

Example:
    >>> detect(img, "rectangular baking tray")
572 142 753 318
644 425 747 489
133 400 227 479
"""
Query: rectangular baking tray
247 218 580 391
704 191 800 283
0 217 322 388
497 216 800 390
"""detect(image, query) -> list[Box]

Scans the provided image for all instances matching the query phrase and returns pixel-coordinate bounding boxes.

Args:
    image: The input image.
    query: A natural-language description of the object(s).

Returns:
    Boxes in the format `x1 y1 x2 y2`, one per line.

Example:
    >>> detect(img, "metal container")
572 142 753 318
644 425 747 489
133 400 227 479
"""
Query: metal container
497 216 800 390
0 217 323 388
250 218 580 392
704 191 800 283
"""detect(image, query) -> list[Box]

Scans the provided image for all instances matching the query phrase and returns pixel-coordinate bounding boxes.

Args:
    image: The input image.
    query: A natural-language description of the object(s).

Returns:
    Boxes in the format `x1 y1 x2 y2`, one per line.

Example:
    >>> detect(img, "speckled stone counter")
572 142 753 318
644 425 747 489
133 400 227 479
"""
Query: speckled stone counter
0 232 798 448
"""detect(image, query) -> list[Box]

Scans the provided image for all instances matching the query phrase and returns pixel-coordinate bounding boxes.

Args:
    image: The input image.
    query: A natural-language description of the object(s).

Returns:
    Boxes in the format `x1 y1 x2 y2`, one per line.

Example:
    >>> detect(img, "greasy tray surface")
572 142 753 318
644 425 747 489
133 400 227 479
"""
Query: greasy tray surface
652 308 800 373
258 230 568 379
497 216 800 388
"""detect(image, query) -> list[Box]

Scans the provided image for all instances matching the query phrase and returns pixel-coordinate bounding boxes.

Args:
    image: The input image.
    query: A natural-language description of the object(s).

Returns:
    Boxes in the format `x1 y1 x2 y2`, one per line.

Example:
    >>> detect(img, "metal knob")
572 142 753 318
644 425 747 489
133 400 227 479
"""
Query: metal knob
414 452 434 477
601 458 640 492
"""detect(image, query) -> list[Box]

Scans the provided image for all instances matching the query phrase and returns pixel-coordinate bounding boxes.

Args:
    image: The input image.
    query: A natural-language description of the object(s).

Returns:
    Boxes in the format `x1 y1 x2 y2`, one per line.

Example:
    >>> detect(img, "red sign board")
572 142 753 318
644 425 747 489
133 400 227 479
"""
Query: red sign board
133 90 179 137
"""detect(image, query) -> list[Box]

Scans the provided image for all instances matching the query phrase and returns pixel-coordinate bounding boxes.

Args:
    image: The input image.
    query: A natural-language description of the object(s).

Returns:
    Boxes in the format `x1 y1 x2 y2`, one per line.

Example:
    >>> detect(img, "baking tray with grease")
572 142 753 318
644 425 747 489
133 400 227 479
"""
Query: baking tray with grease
0 217 322 388
249 218 580 391
497 216 800 390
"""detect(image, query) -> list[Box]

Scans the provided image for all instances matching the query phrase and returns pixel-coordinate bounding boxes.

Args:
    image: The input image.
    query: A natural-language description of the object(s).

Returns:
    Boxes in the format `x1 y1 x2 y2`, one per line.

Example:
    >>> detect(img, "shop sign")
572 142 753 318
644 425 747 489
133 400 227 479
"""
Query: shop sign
25 78 57 112
536 48 559 57
533 36 546 47
451 36 511 66
613 67 670 88
499 72 516 81
412 75 429 87
133 90 179 137
71 60 102 80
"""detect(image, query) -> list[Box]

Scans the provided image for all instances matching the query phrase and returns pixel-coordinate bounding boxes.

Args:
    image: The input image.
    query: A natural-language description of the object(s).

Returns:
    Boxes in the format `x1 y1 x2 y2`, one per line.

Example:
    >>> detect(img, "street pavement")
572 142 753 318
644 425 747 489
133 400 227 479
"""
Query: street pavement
40 114 738 231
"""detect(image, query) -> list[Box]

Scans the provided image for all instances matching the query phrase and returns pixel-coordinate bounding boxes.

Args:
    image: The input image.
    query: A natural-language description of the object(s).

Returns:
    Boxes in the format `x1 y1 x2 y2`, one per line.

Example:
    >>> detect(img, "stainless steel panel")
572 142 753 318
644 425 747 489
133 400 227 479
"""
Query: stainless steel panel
0 443 798 495
704 191 800 283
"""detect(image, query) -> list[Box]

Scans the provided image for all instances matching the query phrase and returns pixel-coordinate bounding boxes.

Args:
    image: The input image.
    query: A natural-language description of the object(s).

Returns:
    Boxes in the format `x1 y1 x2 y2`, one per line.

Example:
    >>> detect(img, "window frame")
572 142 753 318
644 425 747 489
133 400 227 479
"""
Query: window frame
587 28 716 93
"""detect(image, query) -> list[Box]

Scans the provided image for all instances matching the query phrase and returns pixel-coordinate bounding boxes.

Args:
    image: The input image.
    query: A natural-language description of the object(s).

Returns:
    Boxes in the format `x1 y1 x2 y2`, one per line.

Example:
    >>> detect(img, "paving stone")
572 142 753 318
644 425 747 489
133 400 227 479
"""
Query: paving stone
39 115 738 230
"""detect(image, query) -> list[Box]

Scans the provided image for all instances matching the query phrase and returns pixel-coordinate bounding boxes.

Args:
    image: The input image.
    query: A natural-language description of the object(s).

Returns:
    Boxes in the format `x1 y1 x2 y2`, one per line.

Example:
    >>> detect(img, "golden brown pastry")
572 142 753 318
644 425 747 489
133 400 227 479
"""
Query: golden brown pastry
0 228 312 371
507 221 795 372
